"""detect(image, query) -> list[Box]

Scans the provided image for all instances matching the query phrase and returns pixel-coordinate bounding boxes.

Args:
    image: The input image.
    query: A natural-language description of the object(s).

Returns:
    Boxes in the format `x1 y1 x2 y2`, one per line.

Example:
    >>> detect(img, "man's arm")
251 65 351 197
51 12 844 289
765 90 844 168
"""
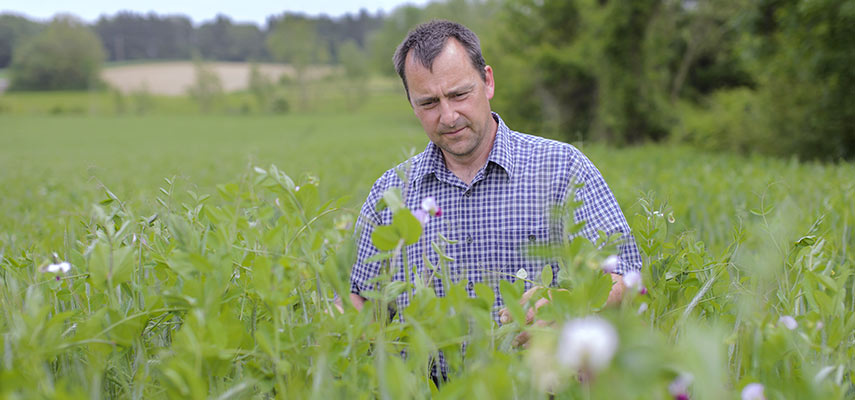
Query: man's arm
606 273 626 306
349 293 367 311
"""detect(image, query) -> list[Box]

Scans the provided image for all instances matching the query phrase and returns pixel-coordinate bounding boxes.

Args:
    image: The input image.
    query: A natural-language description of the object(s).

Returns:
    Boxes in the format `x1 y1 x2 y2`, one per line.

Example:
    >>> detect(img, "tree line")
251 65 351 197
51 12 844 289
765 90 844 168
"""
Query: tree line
0 10 383 68
0 0 852 160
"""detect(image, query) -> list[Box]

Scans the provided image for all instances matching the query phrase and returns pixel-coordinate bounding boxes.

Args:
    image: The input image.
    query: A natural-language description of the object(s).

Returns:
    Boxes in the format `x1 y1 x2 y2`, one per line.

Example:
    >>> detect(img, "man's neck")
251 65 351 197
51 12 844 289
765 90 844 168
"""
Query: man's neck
444 118 498 185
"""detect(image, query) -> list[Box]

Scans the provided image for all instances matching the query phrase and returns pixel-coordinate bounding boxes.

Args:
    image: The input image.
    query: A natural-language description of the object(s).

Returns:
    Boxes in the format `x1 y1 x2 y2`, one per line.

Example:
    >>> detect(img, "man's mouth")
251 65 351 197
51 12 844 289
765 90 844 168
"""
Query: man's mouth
442 126 465 135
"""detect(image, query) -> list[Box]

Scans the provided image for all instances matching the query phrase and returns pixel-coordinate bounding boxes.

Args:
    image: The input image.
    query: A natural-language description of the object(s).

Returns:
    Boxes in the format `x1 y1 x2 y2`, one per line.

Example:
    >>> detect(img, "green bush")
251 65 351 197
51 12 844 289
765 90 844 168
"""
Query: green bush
8 15 105 91
186 57 224 113
671 88 771 155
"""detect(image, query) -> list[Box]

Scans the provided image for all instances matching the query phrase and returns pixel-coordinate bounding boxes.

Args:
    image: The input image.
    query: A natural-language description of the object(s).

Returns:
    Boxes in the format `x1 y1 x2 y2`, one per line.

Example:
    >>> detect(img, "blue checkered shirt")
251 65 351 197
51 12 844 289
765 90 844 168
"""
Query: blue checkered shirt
350 113 642 317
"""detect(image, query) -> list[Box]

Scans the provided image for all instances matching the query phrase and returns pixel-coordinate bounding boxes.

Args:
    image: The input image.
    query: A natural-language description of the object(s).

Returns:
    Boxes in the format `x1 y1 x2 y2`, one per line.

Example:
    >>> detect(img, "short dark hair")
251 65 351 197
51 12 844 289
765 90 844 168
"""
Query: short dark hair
393 20 487 101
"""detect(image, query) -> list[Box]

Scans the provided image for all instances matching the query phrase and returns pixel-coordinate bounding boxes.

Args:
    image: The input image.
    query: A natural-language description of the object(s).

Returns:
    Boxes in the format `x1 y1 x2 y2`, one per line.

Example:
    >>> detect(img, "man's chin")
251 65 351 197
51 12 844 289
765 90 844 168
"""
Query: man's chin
440 143 477 158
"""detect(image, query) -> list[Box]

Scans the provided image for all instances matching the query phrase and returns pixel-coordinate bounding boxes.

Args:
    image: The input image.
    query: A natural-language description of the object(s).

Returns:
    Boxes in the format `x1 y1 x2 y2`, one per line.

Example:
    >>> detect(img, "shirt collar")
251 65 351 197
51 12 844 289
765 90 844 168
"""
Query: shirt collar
410 112 516 186
488 112 515 180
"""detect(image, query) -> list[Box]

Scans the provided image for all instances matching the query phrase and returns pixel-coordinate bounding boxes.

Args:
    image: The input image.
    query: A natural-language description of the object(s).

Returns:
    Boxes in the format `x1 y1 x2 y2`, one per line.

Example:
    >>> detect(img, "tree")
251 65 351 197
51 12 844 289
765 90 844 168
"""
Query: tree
248 62 275 112
95 12 193 61
9 15 105 91
338 39 370 110
0 13 43 69
195 15 267 61
186 56 224 113
744 0 855 159
266 14 329 110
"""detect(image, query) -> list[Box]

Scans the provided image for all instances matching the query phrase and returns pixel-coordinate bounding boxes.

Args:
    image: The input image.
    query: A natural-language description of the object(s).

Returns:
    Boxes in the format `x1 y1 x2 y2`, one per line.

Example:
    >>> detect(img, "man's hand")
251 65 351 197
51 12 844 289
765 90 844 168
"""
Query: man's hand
605 273 626 306
498 286 562 347
349 293 366 312
498 273 627 347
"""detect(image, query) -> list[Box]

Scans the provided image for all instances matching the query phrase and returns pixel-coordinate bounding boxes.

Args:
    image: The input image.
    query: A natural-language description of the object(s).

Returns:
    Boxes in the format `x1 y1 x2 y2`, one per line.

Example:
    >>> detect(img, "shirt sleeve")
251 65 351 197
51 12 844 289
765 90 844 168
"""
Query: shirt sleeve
349 175 389 296
573 156 643 275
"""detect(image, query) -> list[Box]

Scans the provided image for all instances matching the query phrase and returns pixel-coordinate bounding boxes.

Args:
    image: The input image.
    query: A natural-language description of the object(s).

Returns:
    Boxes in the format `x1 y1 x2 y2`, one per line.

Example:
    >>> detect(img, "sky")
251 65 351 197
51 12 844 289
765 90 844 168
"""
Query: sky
0 0 434 26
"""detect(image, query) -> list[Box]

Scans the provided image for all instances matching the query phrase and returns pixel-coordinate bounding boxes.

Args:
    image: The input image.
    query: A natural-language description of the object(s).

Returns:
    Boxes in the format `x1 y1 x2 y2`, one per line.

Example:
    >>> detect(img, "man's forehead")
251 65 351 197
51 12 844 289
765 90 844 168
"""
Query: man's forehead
404 38 463 73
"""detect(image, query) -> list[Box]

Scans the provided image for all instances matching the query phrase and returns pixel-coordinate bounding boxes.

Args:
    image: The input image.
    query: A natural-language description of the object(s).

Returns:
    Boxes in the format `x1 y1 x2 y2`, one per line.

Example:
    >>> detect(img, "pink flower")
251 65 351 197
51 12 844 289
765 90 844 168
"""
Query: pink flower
668 373 693 400
413 209 430 226
421 197 441 217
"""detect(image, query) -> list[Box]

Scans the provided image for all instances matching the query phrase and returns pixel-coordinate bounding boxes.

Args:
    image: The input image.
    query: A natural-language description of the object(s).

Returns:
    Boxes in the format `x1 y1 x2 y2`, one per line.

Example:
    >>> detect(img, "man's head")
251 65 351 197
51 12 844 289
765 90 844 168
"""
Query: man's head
393 20 487 102
394 20 497 166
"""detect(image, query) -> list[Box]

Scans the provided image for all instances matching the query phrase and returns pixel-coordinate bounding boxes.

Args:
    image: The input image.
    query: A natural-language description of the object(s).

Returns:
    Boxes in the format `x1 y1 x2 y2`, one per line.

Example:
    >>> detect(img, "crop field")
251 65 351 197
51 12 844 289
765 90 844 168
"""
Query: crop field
101 62 338 95
1 90 854 398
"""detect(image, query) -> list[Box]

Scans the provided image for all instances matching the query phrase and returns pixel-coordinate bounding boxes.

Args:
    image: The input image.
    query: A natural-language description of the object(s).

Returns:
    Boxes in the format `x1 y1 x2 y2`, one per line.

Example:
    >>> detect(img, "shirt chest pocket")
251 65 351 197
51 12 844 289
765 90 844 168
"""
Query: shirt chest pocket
481 224 551 267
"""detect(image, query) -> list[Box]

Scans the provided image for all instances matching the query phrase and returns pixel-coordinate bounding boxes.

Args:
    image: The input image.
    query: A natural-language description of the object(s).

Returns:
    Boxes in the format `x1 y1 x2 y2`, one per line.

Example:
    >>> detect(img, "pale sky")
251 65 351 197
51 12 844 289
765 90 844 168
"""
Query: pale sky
1 0 434 26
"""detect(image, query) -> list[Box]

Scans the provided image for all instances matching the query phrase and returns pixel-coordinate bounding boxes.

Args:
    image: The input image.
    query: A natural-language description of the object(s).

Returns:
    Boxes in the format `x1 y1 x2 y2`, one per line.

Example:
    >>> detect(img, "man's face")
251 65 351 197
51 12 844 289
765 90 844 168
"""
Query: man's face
404 39 496 162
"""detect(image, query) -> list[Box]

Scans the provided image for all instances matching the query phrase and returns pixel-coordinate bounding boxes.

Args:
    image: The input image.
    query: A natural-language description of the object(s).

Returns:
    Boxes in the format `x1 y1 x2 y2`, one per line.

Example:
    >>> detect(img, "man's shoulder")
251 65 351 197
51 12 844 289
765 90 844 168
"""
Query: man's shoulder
508 129 578 154
503 127 593 176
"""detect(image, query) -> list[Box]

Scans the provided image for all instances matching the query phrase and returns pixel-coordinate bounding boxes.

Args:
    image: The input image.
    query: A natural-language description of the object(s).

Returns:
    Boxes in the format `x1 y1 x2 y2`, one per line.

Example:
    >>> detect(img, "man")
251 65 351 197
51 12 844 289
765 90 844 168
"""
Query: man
347 19 642 376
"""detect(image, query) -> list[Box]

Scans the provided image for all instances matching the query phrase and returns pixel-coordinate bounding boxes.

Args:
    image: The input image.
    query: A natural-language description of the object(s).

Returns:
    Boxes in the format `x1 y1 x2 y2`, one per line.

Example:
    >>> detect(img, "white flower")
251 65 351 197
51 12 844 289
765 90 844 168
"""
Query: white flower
557 316 618 373
294 186 300 192
253 166 266 174
778 315 798 330
602 255 619 274
45 261 71 274
527 343 562 393
637 302 649 315
421 196 441 216
741 383 765 400
516 268 528 280
623 270 643 290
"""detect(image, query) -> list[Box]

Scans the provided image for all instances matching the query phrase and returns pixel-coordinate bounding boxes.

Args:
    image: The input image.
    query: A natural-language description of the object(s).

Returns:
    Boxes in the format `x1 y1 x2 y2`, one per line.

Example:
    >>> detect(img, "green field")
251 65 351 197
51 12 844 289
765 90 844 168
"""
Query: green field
1 90 854 398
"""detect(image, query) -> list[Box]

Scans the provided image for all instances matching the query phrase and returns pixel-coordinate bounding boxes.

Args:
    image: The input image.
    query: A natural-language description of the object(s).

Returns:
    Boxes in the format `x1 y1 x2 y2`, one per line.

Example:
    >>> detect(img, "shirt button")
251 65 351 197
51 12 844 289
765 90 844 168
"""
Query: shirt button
464 190 472 198
466 235 473 244
467 281 474 290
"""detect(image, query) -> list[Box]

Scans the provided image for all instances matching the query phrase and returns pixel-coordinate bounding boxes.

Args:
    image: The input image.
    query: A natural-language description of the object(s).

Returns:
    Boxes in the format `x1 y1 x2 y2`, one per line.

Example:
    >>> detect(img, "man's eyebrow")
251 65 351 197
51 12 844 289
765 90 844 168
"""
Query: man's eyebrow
414 95 439 105
413 84 476 105
446 84 475 97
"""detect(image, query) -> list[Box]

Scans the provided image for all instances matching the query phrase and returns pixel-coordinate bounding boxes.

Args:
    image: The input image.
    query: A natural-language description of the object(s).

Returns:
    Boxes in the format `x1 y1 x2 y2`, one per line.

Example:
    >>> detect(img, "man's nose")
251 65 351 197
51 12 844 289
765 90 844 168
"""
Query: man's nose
438 100 458 128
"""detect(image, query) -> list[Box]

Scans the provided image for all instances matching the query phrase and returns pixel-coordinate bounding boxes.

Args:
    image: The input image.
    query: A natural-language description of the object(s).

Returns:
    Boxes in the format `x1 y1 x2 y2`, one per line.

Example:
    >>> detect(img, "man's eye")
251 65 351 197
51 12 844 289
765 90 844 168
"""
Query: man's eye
453 92 469 99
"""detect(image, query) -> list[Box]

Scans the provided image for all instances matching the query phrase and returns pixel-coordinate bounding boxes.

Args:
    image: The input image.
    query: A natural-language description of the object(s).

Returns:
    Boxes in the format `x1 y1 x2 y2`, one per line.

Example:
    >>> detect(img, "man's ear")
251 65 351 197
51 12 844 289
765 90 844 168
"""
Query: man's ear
484 65 495 100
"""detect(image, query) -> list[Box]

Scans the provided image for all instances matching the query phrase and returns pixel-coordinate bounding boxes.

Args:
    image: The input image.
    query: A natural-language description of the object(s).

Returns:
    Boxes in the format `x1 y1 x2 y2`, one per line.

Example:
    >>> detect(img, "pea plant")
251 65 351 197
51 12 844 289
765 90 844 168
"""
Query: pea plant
1 163 853 399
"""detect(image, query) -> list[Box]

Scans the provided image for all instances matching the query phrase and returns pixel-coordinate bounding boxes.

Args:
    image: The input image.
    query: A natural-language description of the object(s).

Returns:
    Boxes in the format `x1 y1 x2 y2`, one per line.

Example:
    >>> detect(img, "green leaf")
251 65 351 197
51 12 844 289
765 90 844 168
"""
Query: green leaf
371 225 400 251
474 283 495 308
499 280 525 325
541 265 554 287
392 209 422 246
371 209 423 251
795 235 817 247
381 187 405 213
